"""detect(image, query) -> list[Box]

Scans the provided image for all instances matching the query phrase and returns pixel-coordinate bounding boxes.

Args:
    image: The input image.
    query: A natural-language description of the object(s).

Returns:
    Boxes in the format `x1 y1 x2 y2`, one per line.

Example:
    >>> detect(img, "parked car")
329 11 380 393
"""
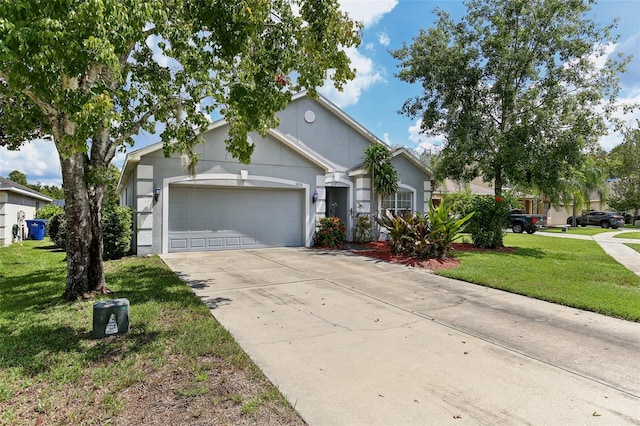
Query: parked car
509 209 547 234
567 211 625 229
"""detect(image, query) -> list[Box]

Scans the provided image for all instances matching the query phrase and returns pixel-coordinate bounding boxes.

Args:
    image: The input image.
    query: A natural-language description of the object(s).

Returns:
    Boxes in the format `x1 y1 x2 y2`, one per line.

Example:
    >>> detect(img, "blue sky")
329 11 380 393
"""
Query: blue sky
2 0 639 187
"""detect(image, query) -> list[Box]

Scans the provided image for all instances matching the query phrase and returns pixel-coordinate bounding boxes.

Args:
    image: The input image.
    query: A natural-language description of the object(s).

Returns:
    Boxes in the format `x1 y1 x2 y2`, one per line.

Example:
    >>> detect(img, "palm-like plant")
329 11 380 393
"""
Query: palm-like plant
363 144 399 199
427 201 474 258
558 156 608 226
363 144 399 240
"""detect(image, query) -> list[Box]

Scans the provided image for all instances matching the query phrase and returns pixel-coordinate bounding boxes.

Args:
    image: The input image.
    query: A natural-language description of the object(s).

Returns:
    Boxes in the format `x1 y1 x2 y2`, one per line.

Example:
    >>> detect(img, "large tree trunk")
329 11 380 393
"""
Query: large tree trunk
494 168 503 198
60 151 107 301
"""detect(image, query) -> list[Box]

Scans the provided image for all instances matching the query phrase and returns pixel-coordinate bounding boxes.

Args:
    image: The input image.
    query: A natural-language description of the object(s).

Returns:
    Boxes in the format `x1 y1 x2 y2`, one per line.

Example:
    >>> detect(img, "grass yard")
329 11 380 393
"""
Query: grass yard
627 243 640 254
614 231 640 239
438 233 640 321
540 227 616 236
0 240 303 426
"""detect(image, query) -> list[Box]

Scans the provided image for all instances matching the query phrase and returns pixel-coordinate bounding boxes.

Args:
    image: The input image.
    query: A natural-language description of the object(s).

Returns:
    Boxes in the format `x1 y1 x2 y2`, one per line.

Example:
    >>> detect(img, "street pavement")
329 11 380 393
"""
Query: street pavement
161 237 640 425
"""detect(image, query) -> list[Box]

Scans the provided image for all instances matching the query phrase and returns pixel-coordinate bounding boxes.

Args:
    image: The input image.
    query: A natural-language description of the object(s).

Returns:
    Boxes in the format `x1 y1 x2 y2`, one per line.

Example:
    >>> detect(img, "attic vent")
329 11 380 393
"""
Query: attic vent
304 110 315 123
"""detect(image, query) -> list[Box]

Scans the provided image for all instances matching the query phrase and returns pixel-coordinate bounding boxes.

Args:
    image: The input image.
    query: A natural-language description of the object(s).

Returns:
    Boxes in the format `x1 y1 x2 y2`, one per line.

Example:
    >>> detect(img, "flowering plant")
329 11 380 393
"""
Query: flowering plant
314 217 346 248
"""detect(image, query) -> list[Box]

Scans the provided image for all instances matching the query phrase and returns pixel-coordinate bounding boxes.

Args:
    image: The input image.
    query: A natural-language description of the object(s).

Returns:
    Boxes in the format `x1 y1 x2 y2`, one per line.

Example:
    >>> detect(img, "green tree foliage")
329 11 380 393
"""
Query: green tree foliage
36 204 64 220
7 170 64 198
608 125 640 214
0 0 360 300
393 0 628 197
7 170 27 186
555 155 609 226
29 183 65 200
463 196 511 248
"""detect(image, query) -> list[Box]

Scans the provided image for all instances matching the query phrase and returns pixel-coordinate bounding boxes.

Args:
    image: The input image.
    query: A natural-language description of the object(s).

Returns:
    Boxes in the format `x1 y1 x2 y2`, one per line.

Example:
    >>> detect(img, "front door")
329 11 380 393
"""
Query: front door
325 186 348 229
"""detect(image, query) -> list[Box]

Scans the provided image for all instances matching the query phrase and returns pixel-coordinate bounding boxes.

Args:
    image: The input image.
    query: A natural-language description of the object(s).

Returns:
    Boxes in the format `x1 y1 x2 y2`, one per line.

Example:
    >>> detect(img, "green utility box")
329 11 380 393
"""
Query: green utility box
93 298 130 338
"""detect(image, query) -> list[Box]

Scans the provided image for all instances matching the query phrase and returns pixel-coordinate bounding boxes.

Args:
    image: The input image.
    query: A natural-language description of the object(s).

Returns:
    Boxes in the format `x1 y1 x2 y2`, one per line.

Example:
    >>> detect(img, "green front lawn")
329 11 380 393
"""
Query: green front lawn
439 234 640 321
0 240 301 425
614 232 640 239
540 227 616 236
626 243 640 254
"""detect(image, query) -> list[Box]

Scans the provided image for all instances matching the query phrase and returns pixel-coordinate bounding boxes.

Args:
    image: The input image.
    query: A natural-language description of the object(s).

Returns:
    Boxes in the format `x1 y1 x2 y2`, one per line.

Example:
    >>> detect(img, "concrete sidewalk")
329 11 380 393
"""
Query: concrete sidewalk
592 230 640 275
162 248 640 425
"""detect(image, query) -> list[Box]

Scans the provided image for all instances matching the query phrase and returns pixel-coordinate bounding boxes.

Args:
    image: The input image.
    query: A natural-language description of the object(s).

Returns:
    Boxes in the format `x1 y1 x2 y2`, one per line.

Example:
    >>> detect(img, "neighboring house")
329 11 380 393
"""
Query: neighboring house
431 177 542 215
546 186 613 227
431 176 617 226
117 92 433 255
431 177 495 205
0 176 52 246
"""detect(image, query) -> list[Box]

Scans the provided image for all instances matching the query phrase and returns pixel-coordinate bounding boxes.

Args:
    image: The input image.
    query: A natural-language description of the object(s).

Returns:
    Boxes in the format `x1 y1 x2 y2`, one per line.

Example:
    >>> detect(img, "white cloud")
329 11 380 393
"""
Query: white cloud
320 2 397 108
319 47 385 107
599 87 640 151
378 32 390 47
0 139 62 186
339 0 398 27
408 119 444 154
589 42 617 71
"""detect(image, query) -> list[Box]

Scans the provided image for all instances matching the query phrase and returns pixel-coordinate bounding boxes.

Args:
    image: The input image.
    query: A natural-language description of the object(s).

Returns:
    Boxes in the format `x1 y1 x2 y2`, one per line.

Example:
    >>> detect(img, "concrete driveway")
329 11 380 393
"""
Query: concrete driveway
161 248 640 425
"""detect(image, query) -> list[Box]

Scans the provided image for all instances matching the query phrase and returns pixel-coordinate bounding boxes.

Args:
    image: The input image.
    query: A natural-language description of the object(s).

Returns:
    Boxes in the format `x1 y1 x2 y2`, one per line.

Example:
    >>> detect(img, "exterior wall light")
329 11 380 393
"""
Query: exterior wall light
154 186 161 201
312 190 318 204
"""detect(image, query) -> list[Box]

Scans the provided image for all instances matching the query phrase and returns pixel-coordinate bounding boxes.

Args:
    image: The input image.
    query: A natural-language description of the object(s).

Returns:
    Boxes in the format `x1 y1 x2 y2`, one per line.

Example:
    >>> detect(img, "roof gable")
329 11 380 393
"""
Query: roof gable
0 176 52 201
117 92 432 193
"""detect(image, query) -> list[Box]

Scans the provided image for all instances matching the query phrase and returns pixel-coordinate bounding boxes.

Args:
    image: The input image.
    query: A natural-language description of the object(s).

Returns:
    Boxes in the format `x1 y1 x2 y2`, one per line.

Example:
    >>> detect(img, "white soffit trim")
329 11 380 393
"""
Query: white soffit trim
0 187 52 202
267 129 335 172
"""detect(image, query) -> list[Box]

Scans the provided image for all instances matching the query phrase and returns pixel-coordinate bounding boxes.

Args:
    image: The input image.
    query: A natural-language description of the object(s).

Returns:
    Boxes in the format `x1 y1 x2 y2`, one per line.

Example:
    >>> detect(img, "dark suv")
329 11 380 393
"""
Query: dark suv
567 211 625 229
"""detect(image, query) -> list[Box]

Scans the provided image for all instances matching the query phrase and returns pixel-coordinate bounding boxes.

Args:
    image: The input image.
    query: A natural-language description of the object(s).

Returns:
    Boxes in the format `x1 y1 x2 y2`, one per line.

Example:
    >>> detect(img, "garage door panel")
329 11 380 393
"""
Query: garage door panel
168 187 303 252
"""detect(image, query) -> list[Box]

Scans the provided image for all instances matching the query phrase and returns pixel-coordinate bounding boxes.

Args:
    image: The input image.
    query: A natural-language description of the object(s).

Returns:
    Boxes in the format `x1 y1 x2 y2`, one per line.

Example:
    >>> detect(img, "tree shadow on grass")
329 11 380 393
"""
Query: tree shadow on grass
509 247 547 259
0 321 161 377
0 257 199 380
452 246 547 261
0 324 86 375
0 270 68 312
104 261 210 309
34 244 66 253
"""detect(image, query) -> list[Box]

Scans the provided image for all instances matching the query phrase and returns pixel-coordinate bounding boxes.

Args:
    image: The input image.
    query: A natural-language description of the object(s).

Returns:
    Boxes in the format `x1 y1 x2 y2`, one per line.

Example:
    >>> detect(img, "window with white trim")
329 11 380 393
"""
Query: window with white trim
381 191 412 216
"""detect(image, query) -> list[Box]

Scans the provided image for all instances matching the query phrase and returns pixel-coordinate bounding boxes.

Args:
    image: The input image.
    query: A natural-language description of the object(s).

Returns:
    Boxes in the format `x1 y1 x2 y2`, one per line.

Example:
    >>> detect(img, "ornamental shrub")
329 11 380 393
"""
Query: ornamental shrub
464 195 510 248
102 206 133 260
373 203 472 259
314 216 346 248
47 207 133 259
374 210 415 254
36 204 64 220
352 213 373 243
48 213 67 249
427 201 474 258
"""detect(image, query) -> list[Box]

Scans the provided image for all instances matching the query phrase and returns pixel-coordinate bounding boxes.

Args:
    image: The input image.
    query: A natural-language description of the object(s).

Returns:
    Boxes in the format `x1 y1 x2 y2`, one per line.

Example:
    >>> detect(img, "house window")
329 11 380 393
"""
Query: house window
381 191 412 216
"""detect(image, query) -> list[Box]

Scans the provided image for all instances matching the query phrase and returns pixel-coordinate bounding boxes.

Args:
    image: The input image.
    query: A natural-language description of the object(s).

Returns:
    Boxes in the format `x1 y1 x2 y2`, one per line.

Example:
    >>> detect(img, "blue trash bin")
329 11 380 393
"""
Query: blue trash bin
26 219 46 240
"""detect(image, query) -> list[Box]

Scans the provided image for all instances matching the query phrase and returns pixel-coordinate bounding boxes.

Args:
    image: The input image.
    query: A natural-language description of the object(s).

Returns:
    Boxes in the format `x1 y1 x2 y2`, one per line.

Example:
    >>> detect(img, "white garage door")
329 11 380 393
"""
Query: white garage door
168 186 304 252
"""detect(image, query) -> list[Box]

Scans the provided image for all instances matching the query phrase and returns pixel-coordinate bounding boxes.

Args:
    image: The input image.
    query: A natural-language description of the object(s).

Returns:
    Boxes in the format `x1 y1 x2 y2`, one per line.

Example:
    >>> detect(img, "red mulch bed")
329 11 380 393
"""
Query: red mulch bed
315 241 514 271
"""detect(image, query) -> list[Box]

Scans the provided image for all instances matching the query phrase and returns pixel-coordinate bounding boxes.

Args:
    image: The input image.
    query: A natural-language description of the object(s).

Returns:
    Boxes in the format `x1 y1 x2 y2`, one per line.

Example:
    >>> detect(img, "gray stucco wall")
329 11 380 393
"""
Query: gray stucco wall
391 155 432 214
122 95 432 254
275 97 371 169
135 125 325 254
